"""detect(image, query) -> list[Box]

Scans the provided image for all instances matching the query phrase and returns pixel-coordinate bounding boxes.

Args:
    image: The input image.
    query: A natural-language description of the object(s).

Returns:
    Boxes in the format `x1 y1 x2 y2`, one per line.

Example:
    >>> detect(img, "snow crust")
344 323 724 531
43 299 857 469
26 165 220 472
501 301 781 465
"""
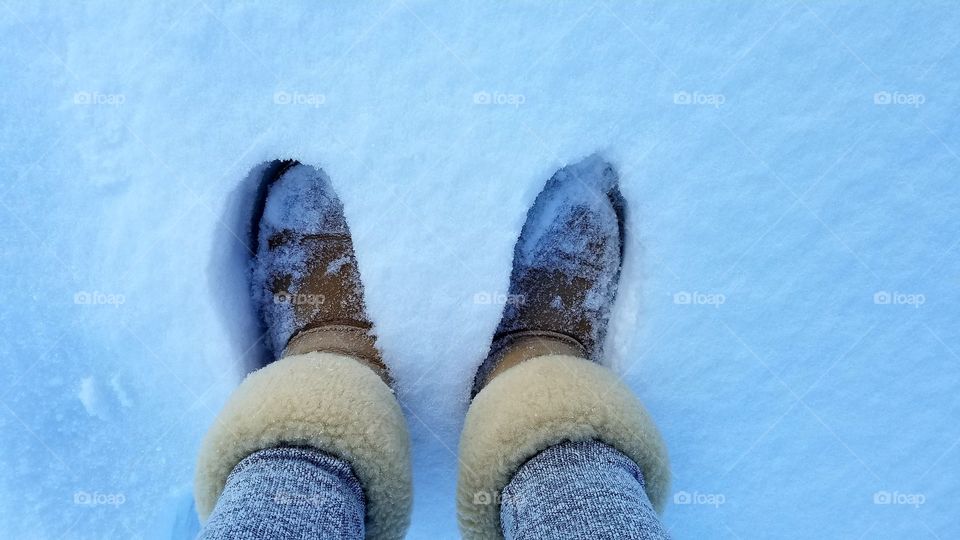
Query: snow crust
1 2 958 538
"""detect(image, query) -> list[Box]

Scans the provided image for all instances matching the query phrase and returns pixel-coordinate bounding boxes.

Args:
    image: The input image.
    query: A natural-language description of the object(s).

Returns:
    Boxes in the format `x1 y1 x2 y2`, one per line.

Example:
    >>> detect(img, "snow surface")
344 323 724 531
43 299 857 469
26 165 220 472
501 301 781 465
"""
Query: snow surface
2 1 959 538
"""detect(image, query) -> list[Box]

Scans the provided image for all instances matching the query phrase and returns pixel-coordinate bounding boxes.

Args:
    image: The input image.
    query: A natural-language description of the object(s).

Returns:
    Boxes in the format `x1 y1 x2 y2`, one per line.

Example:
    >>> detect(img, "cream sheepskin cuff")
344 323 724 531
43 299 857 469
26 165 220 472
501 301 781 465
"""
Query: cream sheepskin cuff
194 352 412 540
457 354 670 539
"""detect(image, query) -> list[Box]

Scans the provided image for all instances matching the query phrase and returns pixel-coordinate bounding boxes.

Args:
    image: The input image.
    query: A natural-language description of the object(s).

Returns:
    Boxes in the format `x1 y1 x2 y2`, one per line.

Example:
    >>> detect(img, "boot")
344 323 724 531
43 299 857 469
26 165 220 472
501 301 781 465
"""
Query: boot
251 161 388 383
457 156 669 539
472 155 626 395
196 162 411 540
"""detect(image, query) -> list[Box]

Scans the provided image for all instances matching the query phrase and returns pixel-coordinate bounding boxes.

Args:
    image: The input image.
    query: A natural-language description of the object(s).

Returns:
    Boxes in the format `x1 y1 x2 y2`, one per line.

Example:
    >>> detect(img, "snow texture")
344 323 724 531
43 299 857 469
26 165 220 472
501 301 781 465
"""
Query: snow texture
1 2 959 539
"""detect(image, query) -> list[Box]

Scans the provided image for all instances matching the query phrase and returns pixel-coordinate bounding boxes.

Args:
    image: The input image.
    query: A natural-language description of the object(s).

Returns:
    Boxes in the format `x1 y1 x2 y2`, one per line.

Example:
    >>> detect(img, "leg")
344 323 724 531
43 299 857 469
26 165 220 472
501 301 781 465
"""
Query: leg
195 163 412 540
201 447 365 540
500 441 669 540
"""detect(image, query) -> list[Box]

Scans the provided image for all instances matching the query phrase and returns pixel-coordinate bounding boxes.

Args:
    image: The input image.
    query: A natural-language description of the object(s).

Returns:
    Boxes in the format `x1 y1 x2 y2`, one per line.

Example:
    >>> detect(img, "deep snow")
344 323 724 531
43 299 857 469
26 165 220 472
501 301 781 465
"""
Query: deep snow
1 1 959 539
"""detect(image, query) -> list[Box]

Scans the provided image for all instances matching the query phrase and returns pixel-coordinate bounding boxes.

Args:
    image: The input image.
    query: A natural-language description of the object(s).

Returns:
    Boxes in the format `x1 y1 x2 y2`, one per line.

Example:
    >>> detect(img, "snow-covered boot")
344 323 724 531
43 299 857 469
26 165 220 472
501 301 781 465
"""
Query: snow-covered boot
250 161 388 381
457 156 670 539
471 156 626 395
195 163 411 540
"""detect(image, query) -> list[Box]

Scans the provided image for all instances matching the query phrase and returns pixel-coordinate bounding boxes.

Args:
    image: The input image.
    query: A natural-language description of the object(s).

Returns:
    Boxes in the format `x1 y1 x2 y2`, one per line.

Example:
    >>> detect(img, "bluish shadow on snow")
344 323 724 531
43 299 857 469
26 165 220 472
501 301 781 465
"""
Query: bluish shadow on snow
206 159 297 375
603 157 646 374
163 493 200 540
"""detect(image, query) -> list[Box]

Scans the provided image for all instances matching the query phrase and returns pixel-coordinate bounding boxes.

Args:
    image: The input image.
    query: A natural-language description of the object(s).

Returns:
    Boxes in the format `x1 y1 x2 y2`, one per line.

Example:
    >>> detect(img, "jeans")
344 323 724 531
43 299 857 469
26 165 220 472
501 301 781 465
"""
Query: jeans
200 441 668 539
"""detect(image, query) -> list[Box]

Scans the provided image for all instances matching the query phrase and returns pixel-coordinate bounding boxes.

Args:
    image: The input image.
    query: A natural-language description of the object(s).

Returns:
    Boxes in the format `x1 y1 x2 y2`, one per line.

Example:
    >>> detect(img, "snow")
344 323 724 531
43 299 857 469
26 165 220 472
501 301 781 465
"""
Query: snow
1 1 958 538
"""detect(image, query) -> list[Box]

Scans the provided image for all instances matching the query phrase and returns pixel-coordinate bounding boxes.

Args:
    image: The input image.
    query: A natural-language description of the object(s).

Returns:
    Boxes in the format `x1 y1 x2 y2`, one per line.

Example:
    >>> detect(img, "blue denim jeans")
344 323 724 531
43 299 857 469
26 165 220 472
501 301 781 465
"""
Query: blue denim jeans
200 441 667 539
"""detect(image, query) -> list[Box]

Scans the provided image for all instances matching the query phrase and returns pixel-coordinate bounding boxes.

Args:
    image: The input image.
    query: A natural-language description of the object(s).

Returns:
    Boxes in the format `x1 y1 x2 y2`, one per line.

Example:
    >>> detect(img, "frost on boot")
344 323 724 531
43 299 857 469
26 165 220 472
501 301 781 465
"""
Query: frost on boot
473 155 625 395
458 159 668 539
251 162 383 377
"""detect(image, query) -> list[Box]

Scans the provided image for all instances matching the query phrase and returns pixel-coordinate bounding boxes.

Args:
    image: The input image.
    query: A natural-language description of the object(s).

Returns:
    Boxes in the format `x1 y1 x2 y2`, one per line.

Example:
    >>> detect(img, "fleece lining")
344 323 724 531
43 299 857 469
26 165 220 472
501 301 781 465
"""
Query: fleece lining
194 352 411 540
457 354 670 539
